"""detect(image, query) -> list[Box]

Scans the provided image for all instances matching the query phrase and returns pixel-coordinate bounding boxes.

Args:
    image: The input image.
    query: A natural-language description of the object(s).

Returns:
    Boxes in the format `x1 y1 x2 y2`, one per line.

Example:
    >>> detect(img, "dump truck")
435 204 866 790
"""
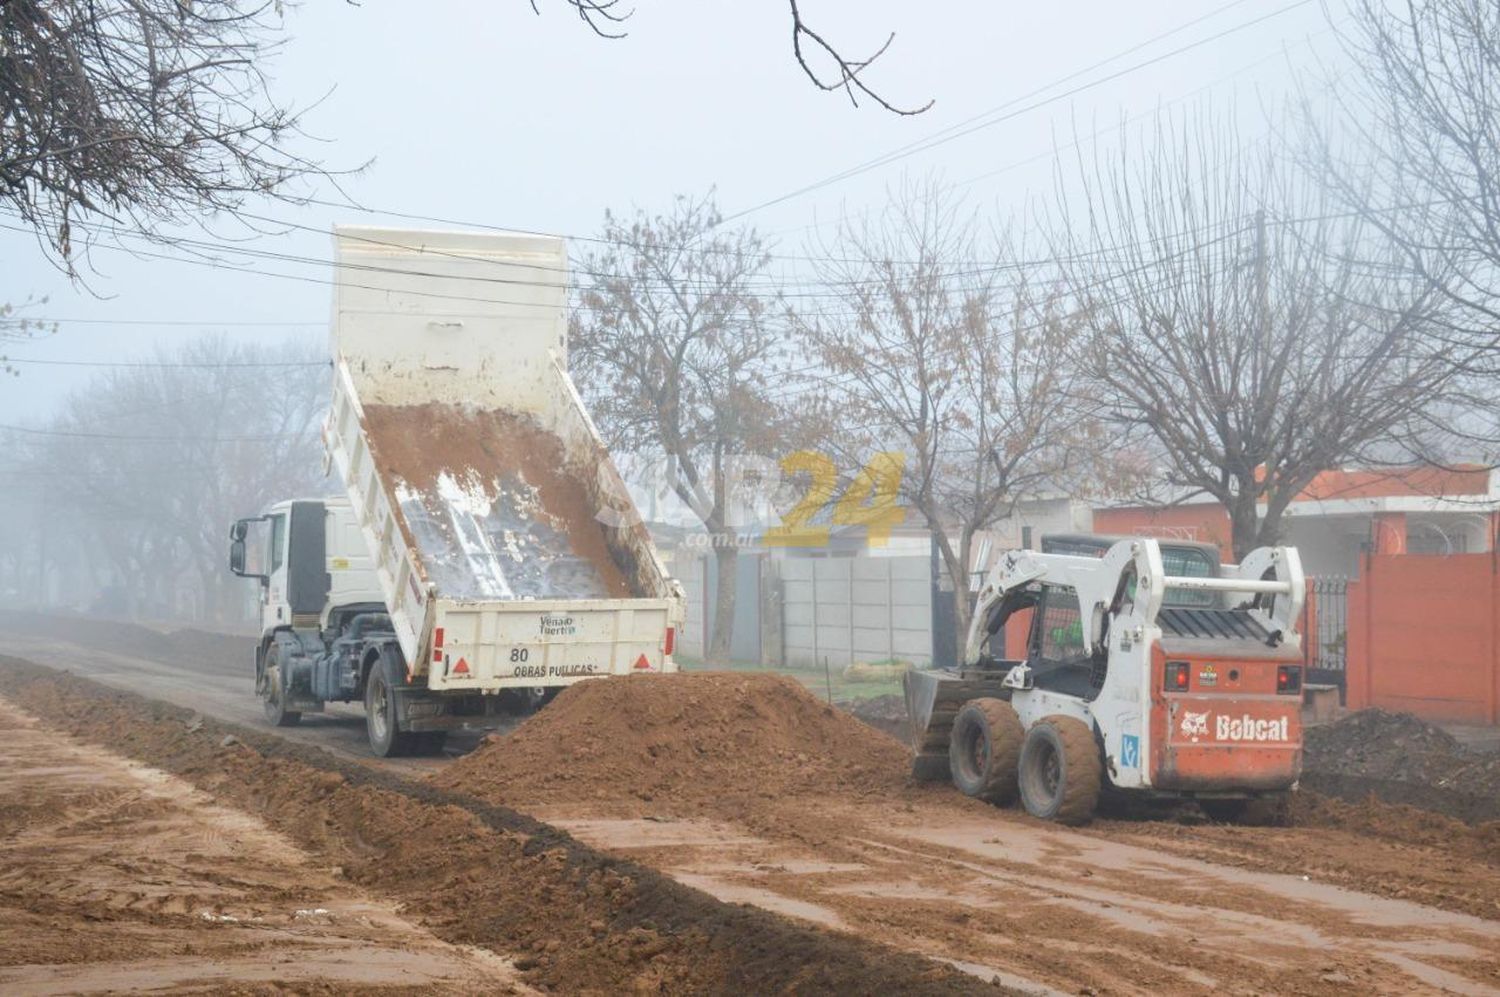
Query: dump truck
905 534 1305 824
229 226 685 756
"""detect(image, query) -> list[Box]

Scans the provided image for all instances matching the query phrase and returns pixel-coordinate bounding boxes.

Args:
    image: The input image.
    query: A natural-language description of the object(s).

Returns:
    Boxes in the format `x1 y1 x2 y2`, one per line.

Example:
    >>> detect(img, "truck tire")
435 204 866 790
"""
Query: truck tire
261 645 301 727
365 658 412 757
948 698 1024 804
1018 716 1102 825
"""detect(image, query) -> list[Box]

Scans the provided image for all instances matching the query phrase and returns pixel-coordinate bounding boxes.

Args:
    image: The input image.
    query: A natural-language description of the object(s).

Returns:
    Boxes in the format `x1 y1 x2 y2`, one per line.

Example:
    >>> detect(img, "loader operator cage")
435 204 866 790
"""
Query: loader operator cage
1040 534 1219 607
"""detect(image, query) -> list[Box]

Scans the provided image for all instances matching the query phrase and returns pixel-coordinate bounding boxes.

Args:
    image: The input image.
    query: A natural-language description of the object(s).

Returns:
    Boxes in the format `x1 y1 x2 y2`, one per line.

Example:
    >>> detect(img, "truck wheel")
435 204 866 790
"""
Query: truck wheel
365 660 410 757
1018 716 1102 825
261 646 301 727
948 698 1024 804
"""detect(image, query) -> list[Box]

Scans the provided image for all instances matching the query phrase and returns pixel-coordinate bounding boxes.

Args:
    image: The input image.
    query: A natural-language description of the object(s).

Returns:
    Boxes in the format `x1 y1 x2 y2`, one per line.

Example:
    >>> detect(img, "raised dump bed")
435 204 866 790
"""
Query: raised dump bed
323 226 684 693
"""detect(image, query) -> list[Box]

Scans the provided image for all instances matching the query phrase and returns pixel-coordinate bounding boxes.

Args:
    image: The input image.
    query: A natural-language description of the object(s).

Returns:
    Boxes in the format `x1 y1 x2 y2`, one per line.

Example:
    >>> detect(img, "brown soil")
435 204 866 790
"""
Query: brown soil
0 657 984 995
6 628 1500 994
363 402 631 599
1303 708 1500 823
0 696 523 994
431 668 1500 992
434 672 911 813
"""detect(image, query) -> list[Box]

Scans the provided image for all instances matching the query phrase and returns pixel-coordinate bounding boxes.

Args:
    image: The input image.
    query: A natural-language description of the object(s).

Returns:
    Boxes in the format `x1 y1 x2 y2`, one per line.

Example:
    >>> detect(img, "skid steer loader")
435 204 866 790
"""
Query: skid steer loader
904 534 1305 825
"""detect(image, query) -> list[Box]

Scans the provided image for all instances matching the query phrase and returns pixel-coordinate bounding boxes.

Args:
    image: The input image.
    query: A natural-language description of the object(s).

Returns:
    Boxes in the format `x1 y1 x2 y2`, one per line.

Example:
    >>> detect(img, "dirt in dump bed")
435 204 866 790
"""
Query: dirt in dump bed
0 658 983 996
1302 708 1500 824
363 403 631 600
434 672 912 813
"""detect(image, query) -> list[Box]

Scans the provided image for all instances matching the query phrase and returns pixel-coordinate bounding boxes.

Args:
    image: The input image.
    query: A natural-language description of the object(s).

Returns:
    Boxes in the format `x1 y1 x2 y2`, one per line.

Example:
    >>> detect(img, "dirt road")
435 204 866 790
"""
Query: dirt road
1 617 1497 994
0 613 491 772
0 697 526 995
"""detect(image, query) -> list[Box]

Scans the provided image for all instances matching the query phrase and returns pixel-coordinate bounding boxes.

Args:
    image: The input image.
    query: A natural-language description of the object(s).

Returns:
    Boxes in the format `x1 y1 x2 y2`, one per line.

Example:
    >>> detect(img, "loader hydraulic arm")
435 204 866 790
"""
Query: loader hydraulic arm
963 540 1167 667
962 539 1306 668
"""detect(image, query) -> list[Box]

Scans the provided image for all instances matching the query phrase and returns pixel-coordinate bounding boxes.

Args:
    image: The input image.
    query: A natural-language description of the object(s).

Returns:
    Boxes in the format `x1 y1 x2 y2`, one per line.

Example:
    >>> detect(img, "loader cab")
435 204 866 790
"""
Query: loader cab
1021 534 1223 699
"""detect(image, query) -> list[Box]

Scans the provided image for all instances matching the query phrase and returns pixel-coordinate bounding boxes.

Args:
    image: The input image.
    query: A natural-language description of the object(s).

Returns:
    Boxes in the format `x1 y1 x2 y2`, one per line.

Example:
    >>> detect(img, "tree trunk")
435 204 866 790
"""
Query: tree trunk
931 526 973 666
1253 492 1294 554
707 539 738 664
1227 491 1261 563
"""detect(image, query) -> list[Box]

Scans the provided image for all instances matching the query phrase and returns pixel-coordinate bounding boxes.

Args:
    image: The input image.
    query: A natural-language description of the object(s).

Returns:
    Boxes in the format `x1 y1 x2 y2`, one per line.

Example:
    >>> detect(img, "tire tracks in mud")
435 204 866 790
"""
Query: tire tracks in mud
0 656 993 995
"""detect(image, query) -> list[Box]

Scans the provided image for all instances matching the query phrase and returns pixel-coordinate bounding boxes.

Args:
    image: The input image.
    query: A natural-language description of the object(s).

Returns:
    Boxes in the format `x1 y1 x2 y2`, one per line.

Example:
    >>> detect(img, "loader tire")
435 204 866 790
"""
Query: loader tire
948 698 1024 804
1018 716 1102 825
365 658 412 758
261 646 301 727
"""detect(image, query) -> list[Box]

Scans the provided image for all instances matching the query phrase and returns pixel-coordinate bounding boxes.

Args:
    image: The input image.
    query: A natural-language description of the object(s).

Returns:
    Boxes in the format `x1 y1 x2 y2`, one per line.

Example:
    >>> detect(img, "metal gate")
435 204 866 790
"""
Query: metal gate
1303 576 1348 694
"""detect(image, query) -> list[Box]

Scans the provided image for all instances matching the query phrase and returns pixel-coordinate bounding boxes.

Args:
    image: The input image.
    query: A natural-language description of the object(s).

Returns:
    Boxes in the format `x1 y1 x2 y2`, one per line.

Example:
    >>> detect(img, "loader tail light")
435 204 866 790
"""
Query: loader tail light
1277 665 1302 695
433 626 444 663
1165 661 1191 692
664 626 675 656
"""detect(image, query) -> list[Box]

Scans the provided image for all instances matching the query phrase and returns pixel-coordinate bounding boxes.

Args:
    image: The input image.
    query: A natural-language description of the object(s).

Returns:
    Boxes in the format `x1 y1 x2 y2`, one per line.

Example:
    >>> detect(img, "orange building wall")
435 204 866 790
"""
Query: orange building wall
1091 505 1235 561
1346 552 1500 725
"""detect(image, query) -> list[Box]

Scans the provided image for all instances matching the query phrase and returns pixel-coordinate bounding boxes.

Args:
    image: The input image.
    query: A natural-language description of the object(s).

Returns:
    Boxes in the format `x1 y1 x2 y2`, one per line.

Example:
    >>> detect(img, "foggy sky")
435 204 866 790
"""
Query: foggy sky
0 0 1339 424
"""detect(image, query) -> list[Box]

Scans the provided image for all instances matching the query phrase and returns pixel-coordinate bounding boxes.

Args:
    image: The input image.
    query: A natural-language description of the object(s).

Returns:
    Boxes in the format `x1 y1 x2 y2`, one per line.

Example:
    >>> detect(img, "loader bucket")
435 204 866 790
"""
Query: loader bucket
903 669 1006 782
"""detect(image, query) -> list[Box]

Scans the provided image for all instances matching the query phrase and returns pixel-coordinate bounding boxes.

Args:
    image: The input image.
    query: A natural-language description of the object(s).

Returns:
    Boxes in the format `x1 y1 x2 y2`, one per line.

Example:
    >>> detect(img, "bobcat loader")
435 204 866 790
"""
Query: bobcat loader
904 534 1305 824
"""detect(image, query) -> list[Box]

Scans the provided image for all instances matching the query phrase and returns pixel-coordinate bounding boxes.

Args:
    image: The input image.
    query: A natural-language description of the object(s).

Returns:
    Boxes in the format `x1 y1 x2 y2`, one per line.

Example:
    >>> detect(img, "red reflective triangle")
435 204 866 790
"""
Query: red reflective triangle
452 657 470 675
633 654 651 670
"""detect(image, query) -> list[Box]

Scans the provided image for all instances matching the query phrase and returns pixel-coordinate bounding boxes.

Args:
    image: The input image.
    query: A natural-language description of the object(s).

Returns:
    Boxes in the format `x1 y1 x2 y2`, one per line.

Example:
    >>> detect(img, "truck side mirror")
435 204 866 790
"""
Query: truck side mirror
229 538 248 576
231 520 249 542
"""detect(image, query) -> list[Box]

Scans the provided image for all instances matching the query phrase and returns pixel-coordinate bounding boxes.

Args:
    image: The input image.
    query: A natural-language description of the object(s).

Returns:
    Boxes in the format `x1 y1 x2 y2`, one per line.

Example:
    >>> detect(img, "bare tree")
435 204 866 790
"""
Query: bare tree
1059 114 1461 560
787 0 932 115
796 181 1093 648
1 0 927 271
543 0 931 114
1310 0 1500 334
570 195 796 663
11 335 328 622
0 1 336 266
0 296 56 375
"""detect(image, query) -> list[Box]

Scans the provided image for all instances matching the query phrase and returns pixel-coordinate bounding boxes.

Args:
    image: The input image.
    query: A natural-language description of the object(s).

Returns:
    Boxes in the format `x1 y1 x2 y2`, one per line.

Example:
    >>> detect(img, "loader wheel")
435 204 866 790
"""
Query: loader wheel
948 698 1024 804
261 646 301 727
1018 716 1102 825
365 659 411 758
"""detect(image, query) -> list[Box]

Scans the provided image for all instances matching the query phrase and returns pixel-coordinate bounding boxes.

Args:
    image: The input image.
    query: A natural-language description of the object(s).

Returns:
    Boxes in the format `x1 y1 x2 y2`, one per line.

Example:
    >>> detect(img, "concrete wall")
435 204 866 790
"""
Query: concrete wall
675 550 761 662
777 556 933 668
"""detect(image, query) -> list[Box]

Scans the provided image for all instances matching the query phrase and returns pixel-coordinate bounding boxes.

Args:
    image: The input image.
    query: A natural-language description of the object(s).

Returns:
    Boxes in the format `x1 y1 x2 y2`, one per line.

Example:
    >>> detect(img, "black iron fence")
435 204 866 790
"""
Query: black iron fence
1304 576 1349 694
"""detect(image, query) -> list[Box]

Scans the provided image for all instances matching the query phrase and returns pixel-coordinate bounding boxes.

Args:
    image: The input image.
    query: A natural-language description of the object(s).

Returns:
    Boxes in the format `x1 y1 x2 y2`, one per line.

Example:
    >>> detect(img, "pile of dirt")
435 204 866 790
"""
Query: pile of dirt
435 672 911 813
1303 708 1500 823
1289 791 1500 864
0 659 981 995
363 403 631 600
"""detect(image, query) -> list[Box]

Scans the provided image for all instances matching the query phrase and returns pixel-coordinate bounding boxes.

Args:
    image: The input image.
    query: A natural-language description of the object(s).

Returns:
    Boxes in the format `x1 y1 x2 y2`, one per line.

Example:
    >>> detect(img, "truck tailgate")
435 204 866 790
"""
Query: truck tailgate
428 598 676 691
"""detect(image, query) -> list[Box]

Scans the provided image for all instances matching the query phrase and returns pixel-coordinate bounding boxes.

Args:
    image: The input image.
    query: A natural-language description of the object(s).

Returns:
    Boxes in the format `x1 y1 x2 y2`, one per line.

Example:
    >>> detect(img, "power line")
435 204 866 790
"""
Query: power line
3 357 330 369
0 423 305 442
0 317 321 328
722 0 1317 223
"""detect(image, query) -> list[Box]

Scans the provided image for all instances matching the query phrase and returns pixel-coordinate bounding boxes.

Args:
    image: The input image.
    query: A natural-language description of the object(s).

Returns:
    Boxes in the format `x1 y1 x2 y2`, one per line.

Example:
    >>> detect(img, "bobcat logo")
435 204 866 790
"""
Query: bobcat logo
1180 710 1210 739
